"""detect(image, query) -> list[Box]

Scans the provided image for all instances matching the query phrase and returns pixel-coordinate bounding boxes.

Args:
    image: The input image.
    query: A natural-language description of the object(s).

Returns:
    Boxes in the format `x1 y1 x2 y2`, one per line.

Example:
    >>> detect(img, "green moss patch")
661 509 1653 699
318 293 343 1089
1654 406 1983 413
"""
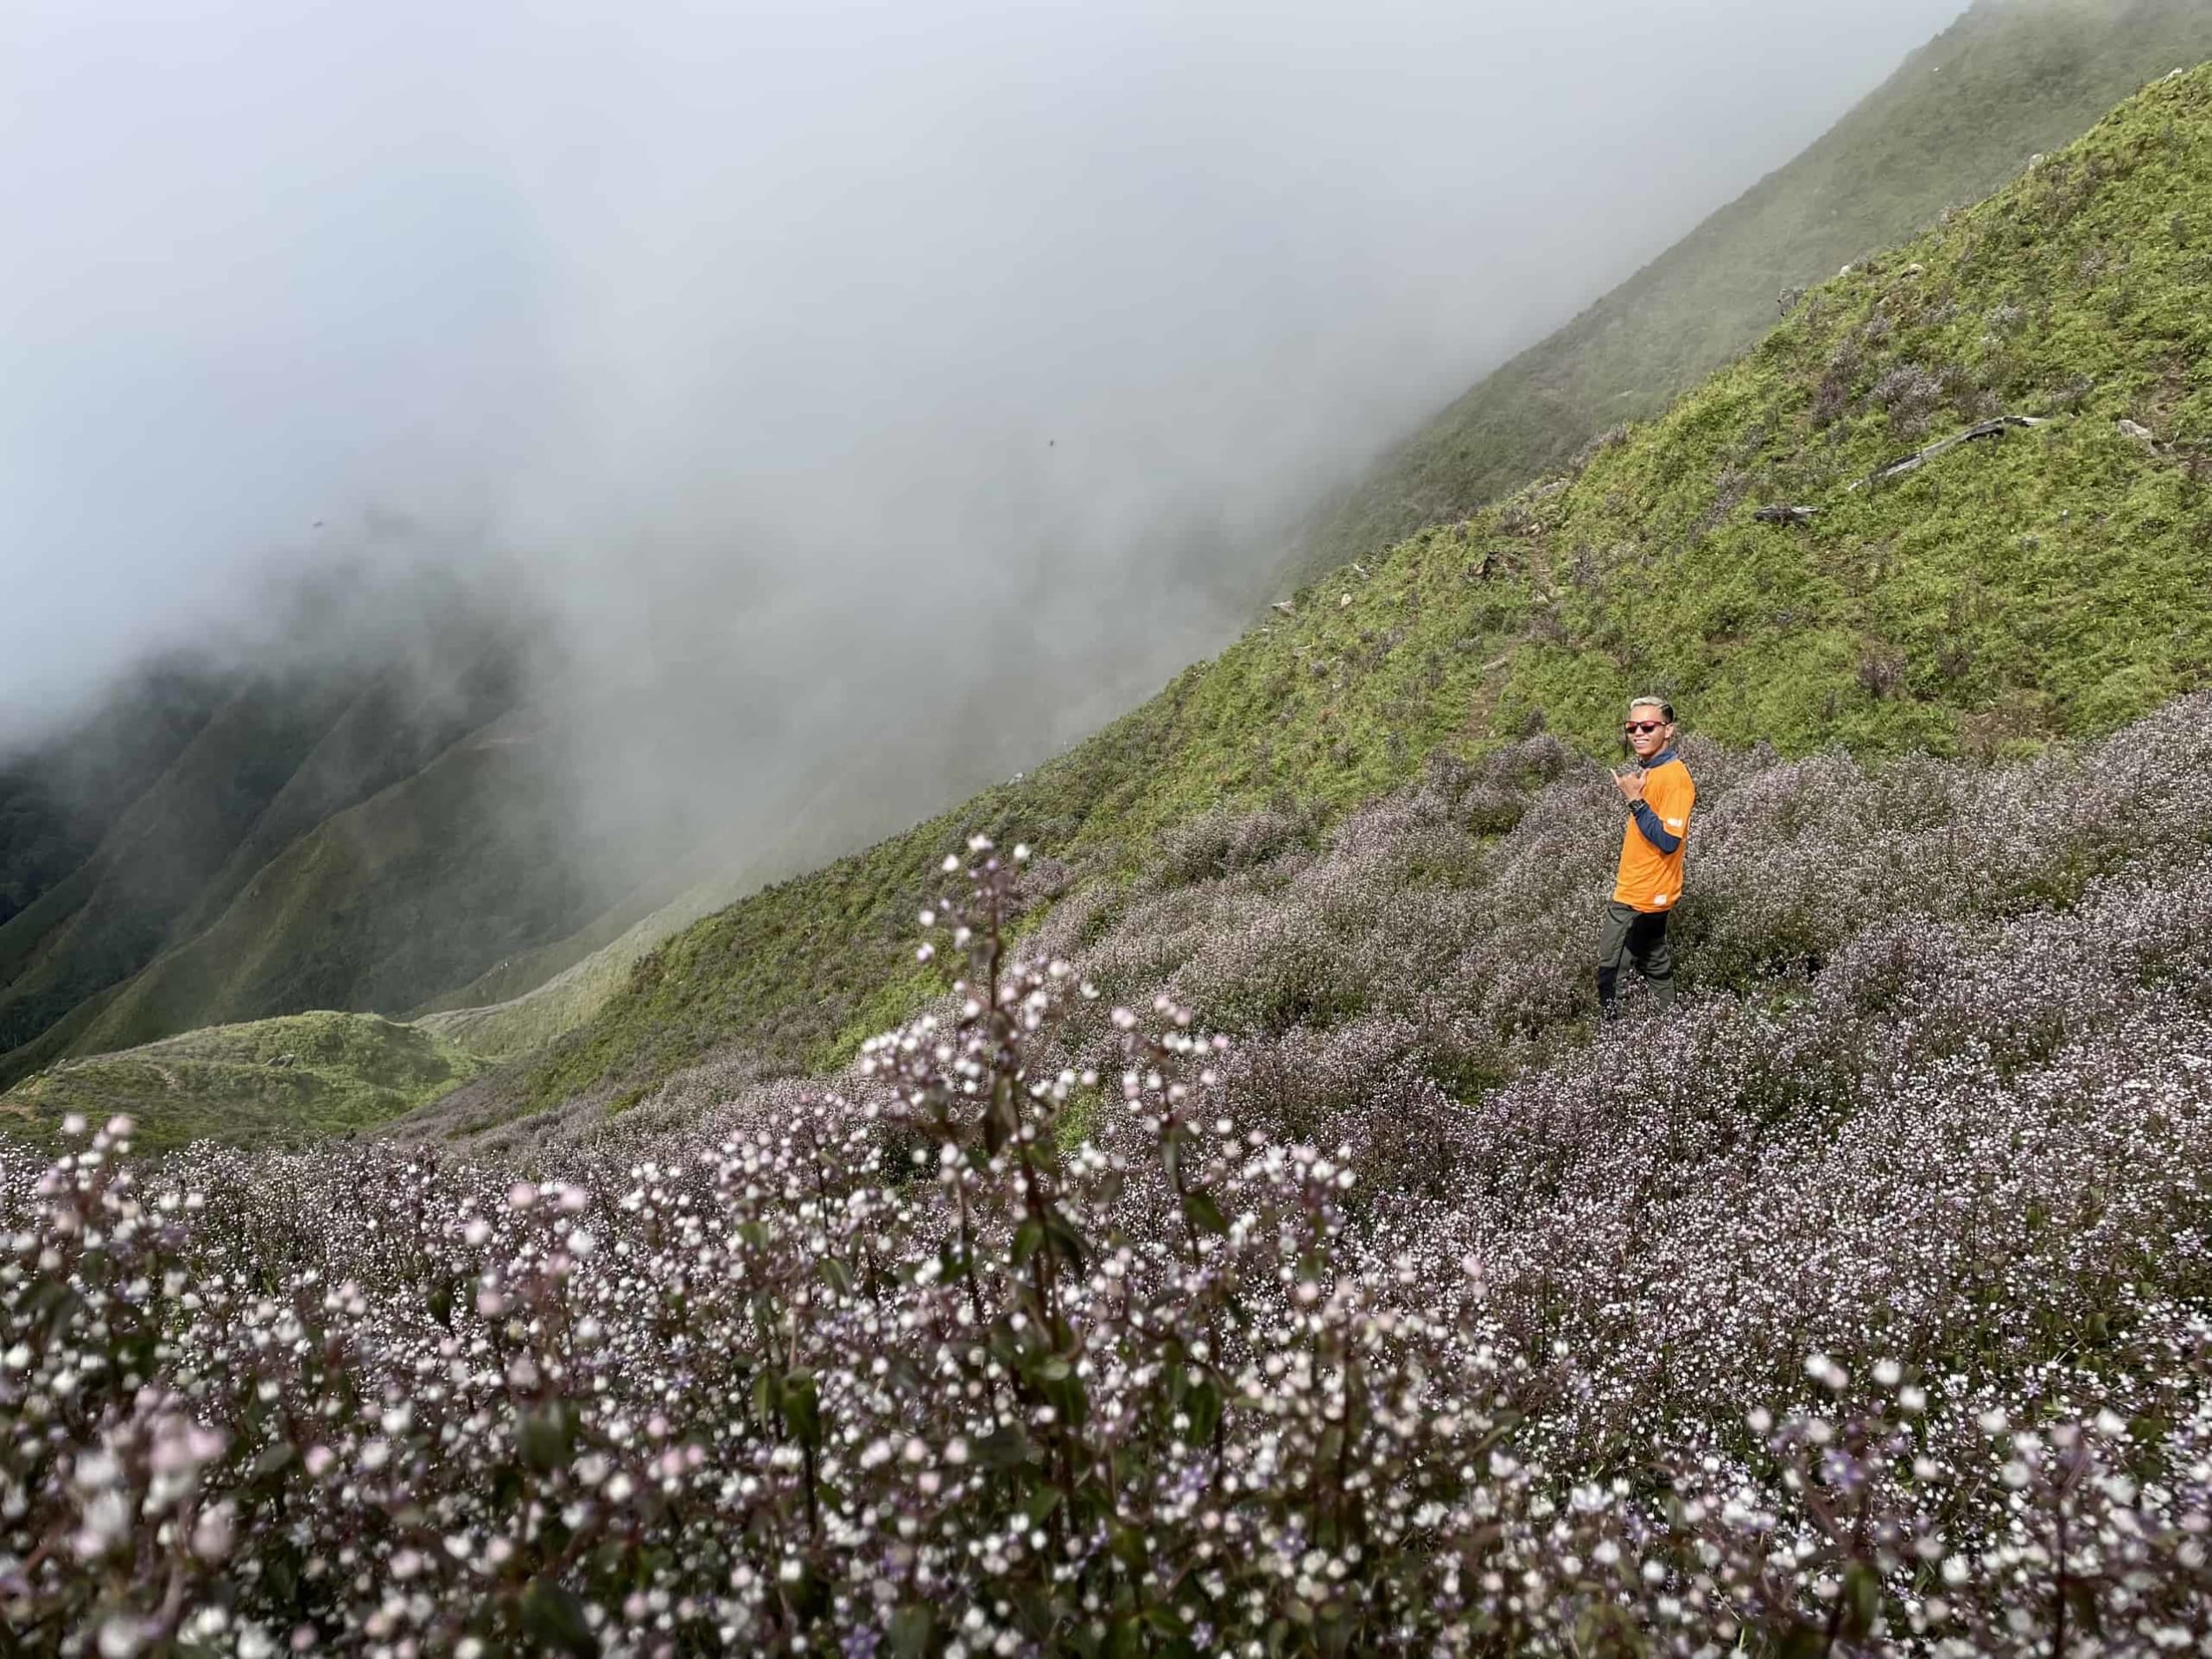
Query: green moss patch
0 1010 487 1153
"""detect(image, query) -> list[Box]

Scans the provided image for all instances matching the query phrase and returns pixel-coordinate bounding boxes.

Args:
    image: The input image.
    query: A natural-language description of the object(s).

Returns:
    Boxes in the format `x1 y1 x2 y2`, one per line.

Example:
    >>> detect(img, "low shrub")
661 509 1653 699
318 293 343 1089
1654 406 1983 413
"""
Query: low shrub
20 697 2212 1650
8 831 2212 1654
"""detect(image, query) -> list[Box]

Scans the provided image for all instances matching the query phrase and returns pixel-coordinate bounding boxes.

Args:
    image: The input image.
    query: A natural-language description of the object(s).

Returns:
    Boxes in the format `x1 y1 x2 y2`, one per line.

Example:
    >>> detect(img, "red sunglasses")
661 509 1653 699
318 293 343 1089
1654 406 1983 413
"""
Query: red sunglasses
1624 720 1667 734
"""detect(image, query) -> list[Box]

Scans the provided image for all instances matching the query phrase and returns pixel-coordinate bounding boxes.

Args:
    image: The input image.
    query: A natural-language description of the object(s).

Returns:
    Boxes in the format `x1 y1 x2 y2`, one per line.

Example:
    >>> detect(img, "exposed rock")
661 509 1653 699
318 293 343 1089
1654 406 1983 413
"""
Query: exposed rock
1850 415 2051 491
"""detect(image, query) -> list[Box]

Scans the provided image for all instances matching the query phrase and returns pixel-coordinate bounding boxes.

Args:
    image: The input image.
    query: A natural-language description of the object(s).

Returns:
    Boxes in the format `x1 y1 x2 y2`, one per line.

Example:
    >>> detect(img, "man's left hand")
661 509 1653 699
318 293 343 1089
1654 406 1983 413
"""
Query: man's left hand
1613 770 1645 804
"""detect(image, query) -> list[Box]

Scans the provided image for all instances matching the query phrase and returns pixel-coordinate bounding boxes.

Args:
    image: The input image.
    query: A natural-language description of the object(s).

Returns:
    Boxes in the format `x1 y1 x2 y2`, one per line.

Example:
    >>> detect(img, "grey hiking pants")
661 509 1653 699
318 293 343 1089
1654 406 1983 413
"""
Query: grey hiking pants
1597 899 1675 1019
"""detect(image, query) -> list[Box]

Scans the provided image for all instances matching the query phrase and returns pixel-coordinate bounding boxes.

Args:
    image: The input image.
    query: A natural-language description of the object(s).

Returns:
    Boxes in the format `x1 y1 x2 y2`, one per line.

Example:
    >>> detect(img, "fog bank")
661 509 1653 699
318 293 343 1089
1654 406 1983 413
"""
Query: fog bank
3 0 1968 868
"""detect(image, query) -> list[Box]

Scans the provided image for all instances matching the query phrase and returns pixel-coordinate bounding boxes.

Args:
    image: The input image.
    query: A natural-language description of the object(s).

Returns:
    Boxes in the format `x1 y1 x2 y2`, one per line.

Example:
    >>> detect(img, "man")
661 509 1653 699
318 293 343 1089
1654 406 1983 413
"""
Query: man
1599 696 1694 1019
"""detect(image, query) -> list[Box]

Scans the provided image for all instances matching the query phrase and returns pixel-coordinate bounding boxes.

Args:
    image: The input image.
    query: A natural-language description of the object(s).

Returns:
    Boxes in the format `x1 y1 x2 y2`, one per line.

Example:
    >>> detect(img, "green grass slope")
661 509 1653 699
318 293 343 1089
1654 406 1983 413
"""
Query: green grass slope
49 716 608 1065
0 634 512 1070
0 1009 486 1153
163 645 524 945
414 874 754 1061
4 0 2190 1125
0 605 674 1085
0 670 364 1061
405 742 1017 1065
0 572 673 1083
1297 0 2212 578
0 658 233 931
487 60 2212 1130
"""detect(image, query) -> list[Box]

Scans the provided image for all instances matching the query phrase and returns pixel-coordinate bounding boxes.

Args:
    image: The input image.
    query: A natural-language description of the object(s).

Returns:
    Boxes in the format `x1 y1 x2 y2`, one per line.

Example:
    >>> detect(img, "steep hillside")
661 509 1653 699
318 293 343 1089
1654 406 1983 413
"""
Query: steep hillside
5 0 2194 1107
0 1008 485 1152
1297 0 2212 577
50 715 613 1064
0 585 657 1084
404 739 1020 1061
17 696 2212 1644
0 669 370 1060
162 634 525 944
0 658 232 929
14 27 2212 1646
414 874 751 1060
463 59 2212 1135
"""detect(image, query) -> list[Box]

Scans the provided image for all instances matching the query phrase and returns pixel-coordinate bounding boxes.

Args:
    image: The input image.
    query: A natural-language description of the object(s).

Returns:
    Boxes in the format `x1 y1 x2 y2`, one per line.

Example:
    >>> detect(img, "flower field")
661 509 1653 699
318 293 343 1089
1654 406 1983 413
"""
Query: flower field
11 698 2212 1654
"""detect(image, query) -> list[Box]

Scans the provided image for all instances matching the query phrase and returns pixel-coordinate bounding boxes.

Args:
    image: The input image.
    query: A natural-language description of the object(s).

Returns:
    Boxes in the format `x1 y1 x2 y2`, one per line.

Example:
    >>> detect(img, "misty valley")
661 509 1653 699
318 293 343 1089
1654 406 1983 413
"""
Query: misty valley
8 2 2212 1653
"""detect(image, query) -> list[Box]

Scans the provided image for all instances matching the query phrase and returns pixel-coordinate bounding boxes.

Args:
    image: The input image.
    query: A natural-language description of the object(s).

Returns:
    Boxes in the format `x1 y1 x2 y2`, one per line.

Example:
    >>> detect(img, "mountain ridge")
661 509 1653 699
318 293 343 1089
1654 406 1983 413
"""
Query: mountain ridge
6 3 2211 1140
0 586 618 1088
437 52 2212 1142
1293 0 2212 579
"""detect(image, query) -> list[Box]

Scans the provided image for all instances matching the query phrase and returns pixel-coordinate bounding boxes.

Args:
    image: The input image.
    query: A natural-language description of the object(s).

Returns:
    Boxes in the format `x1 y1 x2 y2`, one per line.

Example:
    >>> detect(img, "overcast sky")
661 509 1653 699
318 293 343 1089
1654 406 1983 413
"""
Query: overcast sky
1 0 1967 852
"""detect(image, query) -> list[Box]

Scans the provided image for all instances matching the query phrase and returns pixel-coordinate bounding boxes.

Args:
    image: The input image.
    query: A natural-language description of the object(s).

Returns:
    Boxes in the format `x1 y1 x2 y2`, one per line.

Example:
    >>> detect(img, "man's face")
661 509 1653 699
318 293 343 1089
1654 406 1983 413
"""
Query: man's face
1624 708 1672 760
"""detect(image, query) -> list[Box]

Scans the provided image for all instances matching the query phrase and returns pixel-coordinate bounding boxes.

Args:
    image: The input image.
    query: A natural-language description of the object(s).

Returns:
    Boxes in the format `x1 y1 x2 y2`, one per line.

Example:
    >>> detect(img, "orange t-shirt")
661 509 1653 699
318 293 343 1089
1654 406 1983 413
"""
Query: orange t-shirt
1613 753 1694 912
